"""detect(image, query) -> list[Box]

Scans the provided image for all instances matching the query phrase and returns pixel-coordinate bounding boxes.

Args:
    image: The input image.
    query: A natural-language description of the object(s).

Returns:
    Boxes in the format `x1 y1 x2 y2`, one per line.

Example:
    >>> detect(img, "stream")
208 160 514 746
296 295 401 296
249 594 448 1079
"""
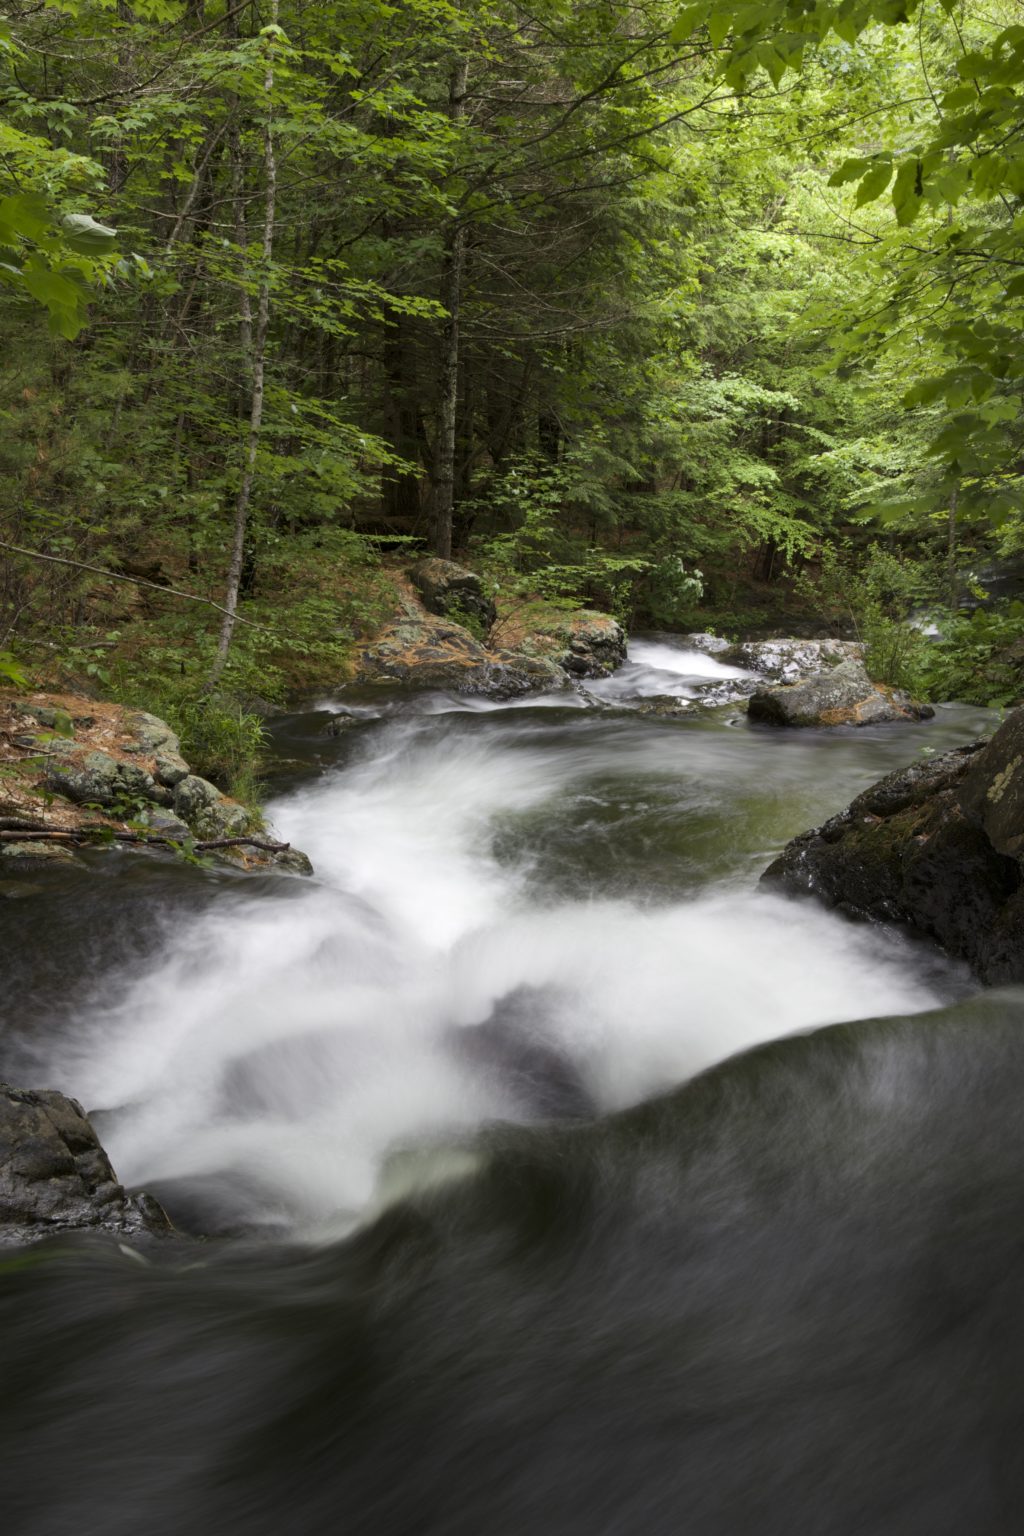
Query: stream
2 638 1023 1534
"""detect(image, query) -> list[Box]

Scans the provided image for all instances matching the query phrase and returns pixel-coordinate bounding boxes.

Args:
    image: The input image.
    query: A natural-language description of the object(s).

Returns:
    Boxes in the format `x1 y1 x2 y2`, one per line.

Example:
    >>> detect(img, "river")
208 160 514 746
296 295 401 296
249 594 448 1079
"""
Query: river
2 639 1023 1534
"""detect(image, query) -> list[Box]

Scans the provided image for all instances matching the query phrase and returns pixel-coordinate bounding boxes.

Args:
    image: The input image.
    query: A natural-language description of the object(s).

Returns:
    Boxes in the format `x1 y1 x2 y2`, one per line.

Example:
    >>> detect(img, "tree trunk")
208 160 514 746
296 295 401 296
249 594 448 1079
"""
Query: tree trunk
210 11 278 684
381 308 424 527
948 483 960 613
430 56 469 560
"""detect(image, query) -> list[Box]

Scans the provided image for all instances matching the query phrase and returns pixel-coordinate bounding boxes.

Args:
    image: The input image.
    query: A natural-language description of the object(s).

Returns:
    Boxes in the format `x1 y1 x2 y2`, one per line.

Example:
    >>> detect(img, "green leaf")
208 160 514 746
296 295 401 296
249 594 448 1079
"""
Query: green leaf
708 12 731 47
828 157 870 188
670 3 708 43
855 162 895 207
904 376 948 407
61 212 117 254
0 191 50 245
891 159 922 225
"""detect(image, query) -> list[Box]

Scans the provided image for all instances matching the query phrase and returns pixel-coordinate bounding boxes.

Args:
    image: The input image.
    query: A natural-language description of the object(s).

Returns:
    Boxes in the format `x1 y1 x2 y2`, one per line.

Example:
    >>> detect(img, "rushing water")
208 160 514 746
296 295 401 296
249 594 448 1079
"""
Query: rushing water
3 640 1023 1534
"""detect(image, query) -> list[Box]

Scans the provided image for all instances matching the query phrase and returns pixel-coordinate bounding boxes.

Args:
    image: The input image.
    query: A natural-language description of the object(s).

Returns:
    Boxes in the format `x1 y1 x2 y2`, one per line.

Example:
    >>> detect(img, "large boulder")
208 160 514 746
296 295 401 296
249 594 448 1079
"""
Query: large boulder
358 585 624 694
550 611 627 679
0 1084 172 1244
357 605 565 697
761 712 1024 981
407 557 497 631
747 658 933 728
501 606 627 680
722 637 863 683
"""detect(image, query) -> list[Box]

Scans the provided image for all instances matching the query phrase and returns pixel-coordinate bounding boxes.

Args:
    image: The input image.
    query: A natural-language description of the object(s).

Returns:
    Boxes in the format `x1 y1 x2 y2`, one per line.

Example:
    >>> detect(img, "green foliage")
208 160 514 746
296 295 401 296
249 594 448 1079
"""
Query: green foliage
0 651 28 688
675 0 1024 537
801 541 934 695
919 604 1024 709
169 696 267 810
443 597 489 643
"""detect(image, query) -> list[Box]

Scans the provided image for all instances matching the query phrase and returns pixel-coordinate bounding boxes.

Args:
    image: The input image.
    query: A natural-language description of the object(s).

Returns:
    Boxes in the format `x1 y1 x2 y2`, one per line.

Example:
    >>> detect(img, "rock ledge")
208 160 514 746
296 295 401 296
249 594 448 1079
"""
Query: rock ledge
761 708 1024 981
0 1083 172 1246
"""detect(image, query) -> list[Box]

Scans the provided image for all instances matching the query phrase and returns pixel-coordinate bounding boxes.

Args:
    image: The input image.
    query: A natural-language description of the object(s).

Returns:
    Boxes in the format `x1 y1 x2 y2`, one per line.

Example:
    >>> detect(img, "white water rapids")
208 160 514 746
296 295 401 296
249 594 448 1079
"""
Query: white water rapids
28 643 989 1238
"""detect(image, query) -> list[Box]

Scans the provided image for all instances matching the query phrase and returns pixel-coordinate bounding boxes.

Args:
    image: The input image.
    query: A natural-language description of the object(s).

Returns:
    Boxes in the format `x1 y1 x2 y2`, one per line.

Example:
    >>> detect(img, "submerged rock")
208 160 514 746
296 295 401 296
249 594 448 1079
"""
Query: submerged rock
321 712 360 736
761 714 1024 981
408 557 497 631
748 658 933 728
0 842 82 866
0 1083 172 1244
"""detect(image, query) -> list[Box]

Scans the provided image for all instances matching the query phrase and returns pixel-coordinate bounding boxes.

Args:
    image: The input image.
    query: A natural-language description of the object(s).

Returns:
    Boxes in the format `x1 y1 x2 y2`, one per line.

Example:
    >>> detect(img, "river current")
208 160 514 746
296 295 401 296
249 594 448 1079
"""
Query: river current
3 639 1023 1534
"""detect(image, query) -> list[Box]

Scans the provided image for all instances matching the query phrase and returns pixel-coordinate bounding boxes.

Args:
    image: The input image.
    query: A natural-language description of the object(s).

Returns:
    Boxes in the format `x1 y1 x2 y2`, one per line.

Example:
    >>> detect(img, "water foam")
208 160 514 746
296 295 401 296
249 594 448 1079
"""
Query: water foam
587 638 753 702
44 705 962 1236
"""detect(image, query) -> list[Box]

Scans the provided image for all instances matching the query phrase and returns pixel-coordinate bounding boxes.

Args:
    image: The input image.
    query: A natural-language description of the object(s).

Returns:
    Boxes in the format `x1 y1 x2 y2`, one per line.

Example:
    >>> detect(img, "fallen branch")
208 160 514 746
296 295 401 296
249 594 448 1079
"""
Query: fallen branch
1 828 292 854
0 538 281 636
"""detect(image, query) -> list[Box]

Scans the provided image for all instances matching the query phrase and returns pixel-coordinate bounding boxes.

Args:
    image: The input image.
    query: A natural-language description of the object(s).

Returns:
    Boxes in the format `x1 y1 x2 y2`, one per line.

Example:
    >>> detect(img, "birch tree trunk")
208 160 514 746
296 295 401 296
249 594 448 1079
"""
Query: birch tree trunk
209 7 278 685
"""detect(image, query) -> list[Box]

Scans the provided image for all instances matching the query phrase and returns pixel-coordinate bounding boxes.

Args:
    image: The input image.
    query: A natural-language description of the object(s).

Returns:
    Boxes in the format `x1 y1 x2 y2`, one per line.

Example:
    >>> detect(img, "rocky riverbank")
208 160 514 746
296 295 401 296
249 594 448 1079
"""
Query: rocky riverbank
762 707 1024 982
0 692 312 875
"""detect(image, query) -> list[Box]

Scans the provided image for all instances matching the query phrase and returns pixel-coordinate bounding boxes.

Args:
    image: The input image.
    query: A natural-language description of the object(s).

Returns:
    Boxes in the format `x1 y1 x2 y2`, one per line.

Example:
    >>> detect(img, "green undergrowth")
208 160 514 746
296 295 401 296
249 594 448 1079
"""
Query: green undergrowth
9 531 402 803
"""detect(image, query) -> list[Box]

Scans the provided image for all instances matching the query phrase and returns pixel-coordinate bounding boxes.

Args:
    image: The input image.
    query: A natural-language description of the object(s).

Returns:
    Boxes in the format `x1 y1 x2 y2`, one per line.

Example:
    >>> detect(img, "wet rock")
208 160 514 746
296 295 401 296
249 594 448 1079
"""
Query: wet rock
171 774 251 837
0 1083 172 1244
138 808 192 840
43 749 177 808
760 727 1024 982
118 761 168 803
484 650 567 696
358 581 622 695
12 703 67 731
552 611 627 679
321 712 360 736
683 632 731 655
633 695 692 718
271 847 315 876
747 659 933 728
44 750 122 806
958 707 1024 860
13 732 76 758
408 557 497 631
0 842 82 866
500 607 625 681
722 637 863 683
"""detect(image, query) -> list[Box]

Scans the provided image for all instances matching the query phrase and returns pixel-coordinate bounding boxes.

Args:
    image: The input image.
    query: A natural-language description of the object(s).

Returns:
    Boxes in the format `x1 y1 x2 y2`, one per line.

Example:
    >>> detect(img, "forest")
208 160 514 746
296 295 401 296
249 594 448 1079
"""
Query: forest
3 0 1024 763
